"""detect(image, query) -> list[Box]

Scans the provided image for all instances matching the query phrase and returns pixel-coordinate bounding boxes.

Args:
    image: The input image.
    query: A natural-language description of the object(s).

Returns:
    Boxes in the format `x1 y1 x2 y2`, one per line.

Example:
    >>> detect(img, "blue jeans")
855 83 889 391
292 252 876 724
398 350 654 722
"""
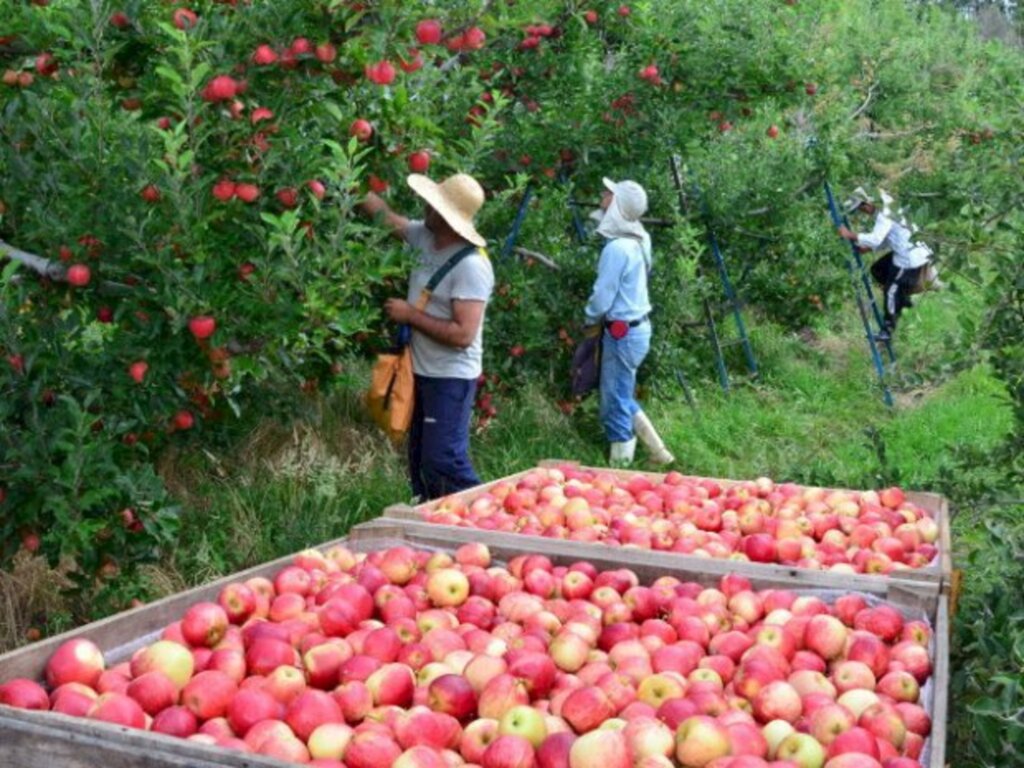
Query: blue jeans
409 375 481 501
599 323 651 442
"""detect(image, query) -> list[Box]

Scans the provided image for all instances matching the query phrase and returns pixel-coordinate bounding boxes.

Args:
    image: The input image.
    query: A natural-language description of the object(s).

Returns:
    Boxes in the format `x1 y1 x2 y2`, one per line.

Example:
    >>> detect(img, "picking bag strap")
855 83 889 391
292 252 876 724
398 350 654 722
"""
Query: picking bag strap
415 244 480 310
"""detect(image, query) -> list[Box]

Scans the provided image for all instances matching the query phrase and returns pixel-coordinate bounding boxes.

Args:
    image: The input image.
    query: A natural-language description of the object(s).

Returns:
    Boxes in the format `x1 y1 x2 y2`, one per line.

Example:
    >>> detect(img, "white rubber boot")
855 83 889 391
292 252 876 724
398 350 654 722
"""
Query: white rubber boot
609 438 637 467
633 411 675 465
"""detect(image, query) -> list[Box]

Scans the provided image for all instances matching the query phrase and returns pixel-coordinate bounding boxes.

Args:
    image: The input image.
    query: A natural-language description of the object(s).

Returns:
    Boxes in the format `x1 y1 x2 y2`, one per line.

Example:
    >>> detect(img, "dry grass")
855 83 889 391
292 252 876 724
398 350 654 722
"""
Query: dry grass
0 552 72 653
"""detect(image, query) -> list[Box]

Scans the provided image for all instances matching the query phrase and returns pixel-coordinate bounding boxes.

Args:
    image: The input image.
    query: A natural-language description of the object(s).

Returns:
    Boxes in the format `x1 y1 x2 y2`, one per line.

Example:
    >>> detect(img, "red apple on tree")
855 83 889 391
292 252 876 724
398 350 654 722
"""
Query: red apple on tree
408 151 431 173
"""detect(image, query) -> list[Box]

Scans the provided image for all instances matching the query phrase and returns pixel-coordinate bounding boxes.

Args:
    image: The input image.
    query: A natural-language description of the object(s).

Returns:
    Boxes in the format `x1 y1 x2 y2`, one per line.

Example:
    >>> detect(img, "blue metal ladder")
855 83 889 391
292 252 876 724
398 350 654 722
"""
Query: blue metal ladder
670 156 759 394
824 181 894 407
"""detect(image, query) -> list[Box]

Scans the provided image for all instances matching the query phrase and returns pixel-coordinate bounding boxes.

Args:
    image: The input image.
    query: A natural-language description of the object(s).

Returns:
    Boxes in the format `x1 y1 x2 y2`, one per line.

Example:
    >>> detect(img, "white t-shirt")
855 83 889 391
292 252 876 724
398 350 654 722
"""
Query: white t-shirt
856 212 932 269
404 221 494 380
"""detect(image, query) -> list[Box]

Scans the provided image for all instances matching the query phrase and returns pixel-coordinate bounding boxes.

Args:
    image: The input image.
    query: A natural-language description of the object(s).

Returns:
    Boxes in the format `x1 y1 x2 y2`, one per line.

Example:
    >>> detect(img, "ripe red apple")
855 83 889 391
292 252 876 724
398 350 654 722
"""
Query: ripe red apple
416 20 443 46
285 689 344 741
365 61 397 86
428 674 478 720
66 264 91 287
483 734 536 768
46 638 106 689
188 315 216 341
181 601 228 647
235 183 260 203
140 184 161 203
151 705 198 737
127 361 148 384
350 119 373 141
202 75 238 102
87 692 147 729
126 671 178 715
344 730 403 768
0 679 49 710
408 151 432 173
172 8 197 30
767 125 780 138
181 670 237 719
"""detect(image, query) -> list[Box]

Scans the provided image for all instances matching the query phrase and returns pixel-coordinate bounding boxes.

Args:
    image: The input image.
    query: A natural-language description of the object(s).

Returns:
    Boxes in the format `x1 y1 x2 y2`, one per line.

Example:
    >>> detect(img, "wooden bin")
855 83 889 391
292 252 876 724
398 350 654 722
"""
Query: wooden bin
382 459 954 600
0 521 948 768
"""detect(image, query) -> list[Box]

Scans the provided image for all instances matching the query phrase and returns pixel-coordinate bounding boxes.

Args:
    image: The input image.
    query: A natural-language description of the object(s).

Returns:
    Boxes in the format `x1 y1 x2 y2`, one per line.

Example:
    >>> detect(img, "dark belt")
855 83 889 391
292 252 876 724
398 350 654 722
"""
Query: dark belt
605 315 649 330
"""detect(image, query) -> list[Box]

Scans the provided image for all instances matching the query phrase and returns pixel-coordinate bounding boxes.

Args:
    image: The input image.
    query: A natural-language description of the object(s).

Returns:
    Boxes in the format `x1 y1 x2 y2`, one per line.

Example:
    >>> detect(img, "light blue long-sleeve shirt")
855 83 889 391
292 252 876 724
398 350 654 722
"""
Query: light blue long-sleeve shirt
584 237 652 325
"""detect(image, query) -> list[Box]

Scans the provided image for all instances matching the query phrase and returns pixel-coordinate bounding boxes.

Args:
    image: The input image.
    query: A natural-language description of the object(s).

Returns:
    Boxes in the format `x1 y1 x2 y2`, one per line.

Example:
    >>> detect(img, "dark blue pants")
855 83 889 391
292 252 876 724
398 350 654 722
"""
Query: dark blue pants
408 375 480 501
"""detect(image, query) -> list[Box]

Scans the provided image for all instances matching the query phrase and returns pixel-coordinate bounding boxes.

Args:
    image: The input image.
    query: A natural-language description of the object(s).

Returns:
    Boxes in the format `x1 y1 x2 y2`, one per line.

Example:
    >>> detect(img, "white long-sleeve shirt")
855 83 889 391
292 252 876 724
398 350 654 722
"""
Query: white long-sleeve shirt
856 212 931 269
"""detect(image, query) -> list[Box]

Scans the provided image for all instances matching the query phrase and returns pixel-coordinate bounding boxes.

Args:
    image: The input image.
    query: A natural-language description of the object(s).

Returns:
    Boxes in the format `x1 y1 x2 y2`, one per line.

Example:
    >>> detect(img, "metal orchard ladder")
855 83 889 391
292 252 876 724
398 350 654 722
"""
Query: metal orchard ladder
670 155 759 395
824 181 894 408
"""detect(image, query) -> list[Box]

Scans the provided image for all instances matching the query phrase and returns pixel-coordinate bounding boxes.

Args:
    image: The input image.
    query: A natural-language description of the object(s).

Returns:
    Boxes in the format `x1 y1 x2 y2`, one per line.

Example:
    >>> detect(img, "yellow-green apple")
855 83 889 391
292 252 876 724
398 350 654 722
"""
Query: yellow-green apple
86 692 147 729
344 729 403 768
775 732 826 768
561 686 615 733
182 670 237 719
675 715 731 767
637 672 686 709
151 705 198 737
624 716 674 760
569 728 630 768
46 638 106 689
536 731 575 768
808 703 855 746
835 689 880 721
482 733 536 768
125 671 178 715
226 688 282 736
762 719 796 758
499 704 548 748
366 663 415 707
307 722 354 760
0 679 49 710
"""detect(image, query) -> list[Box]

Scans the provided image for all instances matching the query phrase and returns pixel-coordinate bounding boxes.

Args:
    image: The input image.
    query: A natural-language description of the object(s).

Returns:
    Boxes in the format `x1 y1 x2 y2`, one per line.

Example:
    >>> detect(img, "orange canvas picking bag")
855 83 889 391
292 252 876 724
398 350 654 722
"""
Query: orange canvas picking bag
367 245 480 444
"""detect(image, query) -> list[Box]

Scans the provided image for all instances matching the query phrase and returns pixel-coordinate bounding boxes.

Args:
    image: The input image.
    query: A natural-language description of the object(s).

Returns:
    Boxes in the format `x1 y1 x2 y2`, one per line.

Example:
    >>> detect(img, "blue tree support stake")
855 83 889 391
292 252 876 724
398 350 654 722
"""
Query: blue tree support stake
501 184 534 258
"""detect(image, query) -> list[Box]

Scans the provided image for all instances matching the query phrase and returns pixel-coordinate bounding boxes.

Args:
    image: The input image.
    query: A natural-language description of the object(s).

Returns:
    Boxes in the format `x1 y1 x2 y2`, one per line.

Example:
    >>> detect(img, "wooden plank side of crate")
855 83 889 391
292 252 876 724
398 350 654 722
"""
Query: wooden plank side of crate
929 597 950 768
0 707 290 768
349 518 940 616
0 533 346 684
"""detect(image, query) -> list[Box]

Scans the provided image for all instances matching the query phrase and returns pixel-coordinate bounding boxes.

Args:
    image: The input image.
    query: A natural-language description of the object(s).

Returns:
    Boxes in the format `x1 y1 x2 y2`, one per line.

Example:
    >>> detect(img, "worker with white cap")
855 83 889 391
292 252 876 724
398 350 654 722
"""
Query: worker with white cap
585 177 674 467
362 173 494 500
838 186 934 341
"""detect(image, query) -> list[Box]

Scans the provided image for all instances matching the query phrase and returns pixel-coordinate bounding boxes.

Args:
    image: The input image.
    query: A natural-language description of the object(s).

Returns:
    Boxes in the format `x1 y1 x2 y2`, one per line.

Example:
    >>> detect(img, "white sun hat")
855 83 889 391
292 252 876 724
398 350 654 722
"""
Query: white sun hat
842 186 875 214
407 173 487 247
597 177 649 243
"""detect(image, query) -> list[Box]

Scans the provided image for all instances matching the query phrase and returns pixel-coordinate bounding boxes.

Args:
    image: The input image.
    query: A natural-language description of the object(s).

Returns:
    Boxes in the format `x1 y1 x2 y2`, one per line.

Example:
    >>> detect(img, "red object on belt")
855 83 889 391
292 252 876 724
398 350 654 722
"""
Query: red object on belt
608 320 629 339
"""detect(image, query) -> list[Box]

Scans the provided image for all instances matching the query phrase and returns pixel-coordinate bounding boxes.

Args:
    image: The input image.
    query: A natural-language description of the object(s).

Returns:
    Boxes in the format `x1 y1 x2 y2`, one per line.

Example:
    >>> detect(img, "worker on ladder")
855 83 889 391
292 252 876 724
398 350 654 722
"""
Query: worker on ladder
584 178 674 467
837 187 937 342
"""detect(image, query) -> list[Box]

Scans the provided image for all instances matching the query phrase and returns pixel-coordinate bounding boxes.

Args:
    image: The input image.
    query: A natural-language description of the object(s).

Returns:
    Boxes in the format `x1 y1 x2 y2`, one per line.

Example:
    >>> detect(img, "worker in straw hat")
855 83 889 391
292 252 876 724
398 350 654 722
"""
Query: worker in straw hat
838 186 935 341
584 177 674 467
361 173 494 501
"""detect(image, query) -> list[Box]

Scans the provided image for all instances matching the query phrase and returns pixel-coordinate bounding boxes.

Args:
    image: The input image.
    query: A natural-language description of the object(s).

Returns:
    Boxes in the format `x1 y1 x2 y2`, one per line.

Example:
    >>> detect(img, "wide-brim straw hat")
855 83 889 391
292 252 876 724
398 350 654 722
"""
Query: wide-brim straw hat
843 186 875 214
407 173 487 247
